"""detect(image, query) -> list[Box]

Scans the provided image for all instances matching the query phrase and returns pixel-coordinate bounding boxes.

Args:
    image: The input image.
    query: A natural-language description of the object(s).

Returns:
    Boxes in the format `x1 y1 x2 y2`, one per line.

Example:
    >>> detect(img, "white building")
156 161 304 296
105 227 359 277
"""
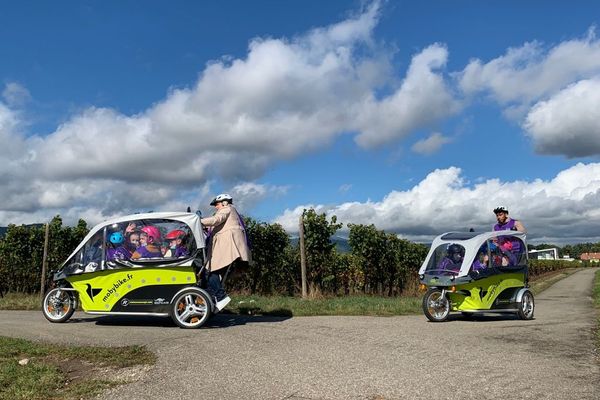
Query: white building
528 248 558 260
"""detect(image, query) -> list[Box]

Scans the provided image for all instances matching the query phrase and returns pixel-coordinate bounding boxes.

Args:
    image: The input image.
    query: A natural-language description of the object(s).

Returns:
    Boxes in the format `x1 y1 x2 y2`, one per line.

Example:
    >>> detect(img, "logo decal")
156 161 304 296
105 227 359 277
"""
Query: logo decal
102 273 134 303
85 283 102 301
154 298 169 305
121 298 130 307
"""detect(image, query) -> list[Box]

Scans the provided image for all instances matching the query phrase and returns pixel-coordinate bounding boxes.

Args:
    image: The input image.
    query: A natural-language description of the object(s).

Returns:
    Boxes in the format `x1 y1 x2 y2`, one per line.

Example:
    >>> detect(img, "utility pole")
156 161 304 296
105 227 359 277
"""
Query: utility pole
299 212 307 298
40 223 49 297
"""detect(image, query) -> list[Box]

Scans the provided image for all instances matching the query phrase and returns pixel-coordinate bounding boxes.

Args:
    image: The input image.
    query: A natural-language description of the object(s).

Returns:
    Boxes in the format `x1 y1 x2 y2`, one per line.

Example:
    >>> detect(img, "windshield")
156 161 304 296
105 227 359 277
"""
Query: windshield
63 218 197 275
470 235 527 273
425 243 465 274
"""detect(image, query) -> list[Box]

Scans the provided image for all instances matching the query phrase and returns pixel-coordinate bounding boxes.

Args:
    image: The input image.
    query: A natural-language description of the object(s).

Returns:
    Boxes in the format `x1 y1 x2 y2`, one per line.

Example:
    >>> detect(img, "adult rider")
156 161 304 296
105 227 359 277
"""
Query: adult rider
200 193 251 311
492 206 525 266
493 206 526 232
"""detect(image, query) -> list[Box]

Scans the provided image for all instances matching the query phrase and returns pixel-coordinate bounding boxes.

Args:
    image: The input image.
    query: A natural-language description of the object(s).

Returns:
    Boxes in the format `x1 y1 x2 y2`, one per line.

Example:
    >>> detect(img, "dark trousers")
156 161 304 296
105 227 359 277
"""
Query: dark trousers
207 268 228 302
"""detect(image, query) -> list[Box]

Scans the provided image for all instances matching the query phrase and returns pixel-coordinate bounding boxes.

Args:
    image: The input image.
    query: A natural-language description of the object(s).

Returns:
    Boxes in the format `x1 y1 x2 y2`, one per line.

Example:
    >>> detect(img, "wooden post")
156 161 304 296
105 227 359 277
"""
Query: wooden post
40 223 49 297
299 213 307 298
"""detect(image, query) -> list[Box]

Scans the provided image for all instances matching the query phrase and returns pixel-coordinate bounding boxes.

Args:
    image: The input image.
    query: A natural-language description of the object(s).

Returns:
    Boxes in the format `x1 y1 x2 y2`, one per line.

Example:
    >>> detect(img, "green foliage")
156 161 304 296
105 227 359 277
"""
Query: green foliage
301 208 342 291
230 217 292 294
348 224 427 295
0 217 88 294
528 259 587 277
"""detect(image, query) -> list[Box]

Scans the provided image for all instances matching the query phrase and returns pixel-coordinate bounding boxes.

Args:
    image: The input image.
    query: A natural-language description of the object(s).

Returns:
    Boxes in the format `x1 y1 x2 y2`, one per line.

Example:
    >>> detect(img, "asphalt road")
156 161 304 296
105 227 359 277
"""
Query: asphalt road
1 268 599 399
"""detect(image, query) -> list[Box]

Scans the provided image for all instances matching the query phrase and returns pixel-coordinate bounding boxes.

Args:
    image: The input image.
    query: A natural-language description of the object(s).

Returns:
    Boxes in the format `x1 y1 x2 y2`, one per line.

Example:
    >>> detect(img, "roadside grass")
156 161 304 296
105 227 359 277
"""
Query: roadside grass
0 336 156 400
529 268 581 295
230 294 422 316
593 269 600 348
0 292 41 310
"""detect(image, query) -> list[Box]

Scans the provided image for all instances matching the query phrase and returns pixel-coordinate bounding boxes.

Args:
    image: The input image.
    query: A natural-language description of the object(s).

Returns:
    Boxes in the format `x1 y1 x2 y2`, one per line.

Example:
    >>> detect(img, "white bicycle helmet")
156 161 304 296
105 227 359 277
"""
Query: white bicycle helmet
210 193 233 206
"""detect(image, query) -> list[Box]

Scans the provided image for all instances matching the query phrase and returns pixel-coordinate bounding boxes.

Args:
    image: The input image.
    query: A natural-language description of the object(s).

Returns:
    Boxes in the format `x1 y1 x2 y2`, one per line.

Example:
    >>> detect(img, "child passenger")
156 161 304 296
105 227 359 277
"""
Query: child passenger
131 226 163 259
163 229 189 258
106 232 132 261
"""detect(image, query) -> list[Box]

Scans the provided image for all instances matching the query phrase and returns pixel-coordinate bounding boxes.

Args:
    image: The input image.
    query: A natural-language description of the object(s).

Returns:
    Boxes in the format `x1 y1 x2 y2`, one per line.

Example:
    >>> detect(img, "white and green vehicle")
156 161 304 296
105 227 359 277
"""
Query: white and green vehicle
418 230 534 322
42 212 218 329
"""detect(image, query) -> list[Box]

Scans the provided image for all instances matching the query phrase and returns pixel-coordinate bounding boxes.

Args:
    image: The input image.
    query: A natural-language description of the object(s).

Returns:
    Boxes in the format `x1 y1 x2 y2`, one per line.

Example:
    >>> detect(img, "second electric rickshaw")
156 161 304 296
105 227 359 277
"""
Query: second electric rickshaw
418 230 534 322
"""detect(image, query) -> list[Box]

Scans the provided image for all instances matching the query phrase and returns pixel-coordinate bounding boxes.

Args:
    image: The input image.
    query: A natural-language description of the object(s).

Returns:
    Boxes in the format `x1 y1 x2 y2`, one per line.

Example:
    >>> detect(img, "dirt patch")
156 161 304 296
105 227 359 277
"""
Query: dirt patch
44 355 152 386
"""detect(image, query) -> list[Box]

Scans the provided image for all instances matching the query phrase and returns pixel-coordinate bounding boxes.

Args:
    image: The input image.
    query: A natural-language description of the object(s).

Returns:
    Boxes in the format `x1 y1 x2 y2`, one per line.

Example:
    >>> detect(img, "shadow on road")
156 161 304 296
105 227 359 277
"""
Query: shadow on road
63 312 291 329
425 313 532 323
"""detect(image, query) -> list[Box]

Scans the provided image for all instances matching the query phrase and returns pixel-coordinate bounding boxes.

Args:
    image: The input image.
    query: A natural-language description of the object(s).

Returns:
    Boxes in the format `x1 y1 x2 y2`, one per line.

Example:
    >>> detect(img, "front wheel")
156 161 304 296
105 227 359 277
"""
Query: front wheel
422 288 450 322
517 290 535 320
42 288 76 323
169 288 212 329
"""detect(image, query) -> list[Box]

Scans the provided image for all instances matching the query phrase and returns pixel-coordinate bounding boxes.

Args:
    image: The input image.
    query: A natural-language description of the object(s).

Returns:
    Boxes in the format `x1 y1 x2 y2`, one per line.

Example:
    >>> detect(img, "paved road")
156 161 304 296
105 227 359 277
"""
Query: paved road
1 268 599 399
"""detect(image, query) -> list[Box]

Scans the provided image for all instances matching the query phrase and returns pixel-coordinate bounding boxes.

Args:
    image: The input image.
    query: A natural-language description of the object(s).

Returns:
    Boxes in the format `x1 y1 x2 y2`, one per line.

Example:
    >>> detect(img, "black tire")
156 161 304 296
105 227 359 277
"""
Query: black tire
517 289 535 320
422 288 450 322
42 288 76 323
169 287 212 329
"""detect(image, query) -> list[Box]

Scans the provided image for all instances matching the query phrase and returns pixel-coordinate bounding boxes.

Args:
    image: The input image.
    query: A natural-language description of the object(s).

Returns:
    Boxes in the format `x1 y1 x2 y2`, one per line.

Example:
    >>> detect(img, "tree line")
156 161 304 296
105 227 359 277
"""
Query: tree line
0 210 427 296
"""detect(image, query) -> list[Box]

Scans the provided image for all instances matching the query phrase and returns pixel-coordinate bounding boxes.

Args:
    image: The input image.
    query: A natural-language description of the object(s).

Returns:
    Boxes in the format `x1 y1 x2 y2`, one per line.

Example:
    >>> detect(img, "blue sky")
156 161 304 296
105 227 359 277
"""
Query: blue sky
2 0 600 244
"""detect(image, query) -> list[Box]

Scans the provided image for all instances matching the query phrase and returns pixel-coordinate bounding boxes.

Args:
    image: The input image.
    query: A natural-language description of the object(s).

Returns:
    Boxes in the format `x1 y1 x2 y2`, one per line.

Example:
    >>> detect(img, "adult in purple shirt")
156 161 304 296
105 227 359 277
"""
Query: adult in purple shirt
493 207 526 232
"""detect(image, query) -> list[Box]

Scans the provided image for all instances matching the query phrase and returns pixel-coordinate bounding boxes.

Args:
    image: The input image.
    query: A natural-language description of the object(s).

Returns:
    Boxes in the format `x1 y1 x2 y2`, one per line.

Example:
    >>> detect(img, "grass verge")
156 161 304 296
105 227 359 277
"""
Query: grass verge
0 292 41 310
528 268 581 295
593 269 600 348
0 336 156 400
229 294 422 317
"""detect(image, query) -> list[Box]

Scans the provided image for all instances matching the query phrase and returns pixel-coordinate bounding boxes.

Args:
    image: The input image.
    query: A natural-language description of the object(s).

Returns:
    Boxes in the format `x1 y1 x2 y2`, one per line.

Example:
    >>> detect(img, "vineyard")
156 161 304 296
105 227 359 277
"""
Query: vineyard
0 210 593 297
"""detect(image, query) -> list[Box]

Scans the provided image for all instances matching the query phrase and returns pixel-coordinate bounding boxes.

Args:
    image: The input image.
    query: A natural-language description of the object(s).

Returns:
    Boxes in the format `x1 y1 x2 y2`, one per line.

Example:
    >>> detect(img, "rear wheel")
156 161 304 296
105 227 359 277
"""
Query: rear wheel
423 288 450 322
170 288 212 329
42 288 76 323
517 290 534 320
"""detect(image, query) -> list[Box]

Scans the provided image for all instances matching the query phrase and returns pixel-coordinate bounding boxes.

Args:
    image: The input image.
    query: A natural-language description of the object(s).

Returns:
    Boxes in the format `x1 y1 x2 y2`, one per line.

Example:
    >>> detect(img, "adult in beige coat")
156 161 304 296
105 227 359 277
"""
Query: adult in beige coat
201 193 250 310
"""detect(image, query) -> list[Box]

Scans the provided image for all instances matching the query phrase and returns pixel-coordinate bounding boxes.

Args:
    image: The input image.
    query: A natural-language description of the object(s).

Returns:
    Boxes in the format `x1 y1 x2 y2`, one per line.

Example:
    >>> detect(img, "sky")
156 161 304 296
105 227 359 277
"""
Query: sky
2 0 600 244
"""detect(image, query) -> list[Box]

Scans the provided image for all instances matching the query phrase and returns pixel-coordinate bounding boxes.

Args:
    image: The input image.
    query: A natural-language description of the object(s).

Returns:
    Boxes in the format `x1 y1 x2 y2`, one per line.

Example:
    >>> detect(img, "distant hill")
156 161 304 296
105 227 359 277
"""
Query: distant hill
0 223 44 238
290 235 351 253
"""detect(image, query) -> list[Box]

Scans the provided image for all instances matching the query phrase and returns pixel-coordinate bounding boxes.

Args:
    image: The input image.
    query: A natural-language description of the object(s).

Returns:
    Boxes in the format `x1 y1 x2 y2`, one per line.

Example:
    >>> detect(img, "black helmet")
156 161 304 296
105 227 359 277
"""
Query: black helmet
448 244 464 256
493 206 508 214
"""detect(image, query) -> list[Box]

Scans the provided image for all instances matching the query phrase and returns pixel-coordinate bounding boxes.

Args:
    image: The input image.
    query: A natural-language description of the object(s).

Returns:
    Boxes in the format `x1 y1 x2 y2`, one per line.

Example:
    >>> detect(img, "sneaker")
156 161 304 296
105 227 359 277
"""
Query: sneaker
215 296 231 311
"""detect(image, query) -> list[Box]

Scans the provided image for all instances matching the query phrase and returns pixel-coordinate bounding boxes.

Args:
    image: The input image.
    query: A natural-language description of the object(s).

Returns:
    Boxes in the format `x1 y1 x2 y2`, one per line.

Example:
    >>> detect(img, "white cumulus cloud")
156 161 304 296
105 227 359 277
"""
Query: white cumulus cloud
274 163 600 244
0 1 465 226
523 78 600 157
458 27 600 108
411 132 452 155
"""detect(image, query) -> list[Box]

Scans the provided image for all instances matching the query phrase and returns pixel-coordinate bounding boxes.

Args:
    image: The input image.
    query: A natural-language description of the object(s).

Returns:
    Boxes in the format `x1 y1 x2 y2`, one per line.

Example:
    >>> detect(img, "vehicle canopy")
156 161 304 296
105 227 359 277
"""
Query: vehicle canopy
58 212 206 277
418 230 528 280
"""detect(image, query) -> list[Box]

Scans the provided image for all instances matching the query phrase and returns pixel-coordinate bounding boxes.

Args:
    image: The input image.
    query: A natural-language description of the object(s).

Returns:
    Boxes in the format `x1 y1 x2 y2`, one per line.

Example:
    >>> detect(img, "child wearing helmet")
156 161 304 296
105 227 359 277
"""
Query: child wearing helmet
437 244 464 272
106 231 132 262
131 225 163 259
163 229 189 258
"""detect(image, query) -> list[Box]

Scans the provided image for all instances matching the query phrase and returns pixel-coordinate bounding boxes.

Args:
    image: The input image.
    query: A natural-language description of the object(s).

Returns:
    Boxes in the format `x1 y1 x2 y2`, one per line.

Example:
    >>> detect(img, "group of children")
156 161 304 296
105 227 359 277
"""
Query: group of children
106 222 190 262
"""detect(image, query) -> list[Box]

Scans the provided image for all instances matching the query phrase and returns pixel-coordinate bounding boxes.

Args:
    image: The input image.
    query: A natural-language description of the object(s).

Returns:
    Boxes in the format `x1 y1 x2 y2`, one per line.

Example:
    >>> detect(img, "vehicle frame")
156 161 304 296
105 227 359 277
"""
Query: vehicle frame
418 230 534 322
42 211 217 329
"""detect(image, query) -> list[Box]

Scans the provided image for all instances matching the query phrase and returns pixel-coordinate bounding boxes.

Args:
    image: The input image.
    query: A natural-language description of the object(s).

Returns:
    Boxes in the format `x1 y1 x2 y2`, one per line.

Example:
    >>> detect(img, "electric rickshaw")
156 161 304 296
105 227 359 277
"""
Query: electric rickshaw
418 230 534 322
42 212 218 329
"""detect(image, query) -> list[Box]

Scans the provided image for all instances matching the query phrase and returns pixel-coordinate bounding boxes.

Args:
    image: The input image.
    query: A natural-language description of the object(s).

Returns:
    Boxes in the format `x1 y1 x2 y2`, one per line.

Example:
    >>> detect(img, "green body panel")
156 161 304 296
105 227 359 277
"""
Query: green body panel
66 266 197 312
447 272 525 311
